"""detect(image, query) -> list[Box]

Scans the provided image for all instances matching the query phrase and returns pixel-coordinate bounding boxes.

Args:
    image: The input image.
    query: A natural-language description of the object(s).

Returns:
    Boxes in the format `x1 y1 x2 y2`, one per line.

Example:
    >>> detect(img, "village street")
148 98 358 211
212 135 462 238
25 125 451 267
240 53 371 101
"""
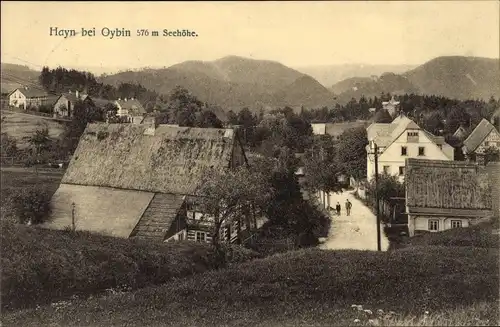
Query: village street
319 191 390 251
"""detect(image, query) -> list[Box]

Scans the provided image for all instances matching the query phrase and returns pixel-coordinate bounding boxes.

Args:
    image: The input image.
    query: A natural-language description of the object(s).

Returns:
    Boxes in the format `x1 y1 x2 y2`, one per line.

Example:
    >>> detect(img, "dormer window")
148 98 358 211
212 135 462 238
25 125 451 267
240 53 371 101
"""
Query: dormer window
407 131 419 143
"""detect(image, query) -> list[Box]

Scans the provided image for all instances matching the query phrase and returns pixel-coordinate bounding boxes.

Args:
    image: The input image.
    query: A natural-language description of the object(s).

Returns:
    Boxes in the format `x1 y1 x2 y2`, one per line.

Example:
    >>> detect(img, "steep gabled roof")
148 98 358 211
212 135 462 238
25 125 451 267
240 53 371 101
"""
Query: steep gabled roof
62 123 238 195
10 87 48 98
462 118 497 153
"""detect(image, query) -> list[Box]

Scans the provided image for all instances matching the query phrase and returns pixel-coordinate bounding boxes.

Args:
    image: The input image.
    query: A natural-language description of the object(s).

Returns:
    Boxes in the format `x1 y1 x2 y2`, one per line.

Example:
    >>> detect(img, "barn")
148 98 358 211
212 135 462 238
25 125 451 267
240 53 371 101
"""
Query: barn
44 122 251 243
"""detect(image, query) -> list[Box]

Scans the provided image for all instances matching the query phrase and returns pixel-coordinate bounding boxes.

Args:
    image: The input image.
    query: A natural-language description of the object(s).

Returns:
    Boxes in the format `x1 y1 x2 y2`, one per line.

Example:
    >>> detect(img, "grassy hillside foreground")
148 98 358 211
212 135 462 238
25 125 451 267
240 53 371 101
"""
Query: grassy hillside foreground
0 222 260 312
3 244 498 326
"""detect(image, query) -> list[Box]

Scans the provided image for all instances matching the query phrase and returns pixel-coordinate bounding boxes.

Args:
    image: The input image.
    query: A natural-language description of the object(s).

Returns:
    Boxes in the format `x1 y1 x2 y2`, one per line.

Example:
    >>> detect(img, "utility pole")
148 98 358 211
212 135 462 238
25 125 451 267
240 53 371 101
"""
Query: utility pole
71 202 76 232
373 143 382 251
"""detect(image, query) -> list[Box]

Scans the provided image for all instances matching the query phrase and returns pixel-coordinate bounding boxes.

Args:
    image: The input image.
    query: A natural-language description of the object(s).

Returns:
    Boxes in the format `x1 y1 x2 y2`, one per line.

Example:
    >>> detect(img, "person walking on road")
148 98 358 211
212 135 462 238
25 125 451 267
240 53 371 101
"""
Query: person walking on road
335 202 341 216
345 199 352 216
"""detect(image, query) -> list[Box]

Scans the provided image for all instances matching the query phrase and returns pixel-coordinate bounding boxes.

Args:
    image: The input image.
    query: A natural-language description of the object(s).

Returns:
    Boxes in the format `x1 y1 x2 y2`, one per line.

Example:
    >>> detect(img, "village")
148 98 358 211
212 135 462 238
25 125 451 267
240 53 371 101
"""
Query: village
3 84 499 247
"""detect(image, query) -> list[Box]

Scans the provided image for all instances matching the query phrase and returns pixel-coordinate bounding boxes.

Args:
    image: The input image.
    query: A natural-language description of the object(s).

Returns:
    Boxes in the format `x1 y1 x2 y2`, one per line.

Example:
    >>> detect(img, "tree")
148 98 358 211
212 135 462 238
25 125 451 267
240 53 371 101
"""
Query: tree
484 146 500 164
103 103 119 121
28 127 52 155
302 135 343 194
1 132 18 157
226 110 239 125
194 110 223 128
373 109 393 123
445 106 471 134
337 126 368 180
195 164 273 259
62 99 105 155
422 111 445 135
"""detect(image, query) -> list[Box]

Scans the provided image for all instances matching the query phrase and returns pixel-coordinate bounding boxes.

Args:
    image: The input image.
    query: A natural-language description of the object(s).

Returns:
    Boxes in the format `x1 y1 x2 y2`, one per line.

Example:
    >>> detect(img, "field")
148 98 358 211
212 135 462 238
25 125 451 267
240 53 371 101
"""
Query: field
1 109 66 148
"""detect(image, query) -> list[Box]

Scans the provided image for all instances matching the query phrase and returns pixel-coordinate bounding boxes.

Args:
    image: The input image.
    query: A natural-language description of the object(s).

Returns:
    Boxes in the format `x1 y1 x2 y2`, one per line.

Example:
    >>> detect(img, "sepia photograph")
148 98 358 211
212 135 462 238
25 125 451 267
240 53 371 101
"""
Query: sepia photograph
1 1 499 326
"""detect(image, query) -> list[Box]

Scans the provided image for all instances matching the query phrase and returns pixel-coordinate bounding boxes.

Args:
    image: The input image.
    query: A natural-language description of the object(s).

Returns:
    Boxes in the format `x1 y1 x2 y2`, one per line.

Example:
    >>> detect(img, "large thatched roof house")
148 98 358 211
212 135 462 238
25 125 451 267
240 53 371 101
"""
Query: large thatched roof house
45 123 249 243
405 158 493 236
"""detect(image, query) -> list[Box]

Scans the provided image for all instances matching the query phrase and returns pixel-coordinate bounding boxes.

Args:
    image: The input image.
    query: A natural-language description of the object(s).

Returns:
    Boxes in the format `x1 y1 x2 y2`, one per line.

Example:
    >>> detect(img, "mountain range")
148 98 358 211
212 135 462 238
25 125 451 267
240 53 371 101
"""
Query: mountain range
328 56 500 103
99 56 335 111
2 55 499 112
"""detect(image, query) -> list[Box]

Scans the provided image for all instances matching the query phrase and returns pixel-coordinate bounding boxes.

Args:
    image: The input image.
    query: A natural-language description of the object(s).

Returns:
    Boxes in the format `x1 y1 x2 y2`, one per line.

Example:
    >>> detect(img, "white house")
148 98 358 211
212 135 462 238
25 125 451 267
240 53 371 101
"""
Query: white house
366 113 454 183
114 98 146 124
8 87 49 109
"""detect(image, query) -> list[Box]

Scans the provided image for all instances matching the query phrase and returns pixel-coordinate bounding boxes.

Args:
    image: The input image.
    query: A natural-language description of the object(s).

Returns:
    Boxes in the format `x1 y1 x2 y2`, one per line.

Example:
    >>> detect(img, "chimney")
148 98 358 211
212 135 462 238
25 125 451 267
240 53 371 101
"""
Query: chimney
118 97 121 101
125 98 128 102
76 90 79 99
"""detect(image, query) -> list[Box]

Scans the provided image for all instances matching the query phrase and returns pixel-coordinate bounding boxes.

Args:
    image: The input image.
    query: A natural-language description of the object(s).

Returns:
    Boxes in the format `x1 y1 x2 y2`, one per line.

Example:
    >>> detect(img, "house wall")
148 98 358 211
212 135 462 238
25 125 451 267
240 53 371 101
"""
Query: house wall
475 129 500 154
9 90 26 108
164 229 187 242
367 129 451 182
115 102 128 117
311 123 326 135
26 97 48 108
410 215 469 235
54 96 71 117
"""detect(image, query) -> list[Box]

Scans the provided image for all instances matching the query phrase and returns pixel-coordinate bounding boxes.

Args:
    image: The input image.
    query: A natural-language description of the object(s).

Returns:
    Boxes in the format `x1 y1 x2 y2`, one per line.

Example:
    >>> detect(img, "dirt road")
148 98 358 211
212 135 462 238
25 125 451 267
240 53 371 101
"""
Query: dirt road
319 191 389 251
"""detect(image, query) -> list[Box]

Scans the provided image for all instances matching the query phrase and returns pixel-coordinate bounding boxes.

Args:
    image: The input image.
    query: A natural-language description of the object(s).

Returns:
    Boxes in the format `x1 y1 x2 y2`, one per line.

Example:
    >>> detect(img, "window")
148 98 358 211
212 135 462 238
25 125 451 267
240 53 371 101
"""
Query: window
383 166 390 174
485 141 490 147
195 231 207 242
401 146 407 156
407 131 418 137
451 220 462 228
428 220 439 231
407 131 419 142
418 147 425 156
398 166 405 176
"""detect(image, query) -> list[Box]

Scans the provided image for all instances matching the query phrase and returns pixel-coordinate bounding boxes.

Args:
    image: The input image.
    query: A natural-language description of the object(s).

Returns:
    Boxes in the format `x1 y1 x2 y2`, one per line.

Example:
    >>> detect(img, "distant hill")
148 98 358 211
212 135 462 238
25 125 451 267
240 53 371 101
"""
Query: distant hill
100 56 336 112
296 64 417 88
331 73 420 103
403 56 500 100
1 63 41 94
330 56 500 103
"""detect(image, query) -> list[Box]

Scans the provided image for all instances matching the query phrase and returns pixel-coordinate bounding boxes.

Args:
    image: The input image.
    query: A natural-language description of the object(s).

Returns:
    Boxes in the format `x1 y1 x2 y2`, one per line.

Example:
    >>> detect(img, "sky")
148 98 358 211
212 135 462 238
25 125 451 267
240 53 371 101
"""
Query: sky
1 1 499 73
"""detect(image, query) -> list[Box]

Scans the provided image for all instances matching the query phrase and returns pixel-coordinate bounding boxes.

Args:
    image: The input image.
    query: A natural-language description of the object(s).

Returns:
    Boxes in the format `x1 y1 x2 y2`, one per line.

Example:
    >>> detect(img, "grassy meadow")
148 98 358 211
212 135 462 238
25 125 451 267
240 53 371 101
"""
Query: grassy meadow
1 109 66 148
2 245 498 326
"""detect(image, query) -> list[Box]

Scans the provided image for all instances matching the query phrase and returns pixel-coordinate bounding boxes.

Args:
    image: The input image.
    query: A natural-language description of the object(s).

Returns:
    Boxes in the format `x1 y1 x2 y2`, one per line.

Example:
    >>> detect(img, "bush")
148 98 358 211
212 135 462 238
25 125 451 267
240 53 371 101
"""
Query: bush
400 224 498 249
11 185 52 224
0 222 260 311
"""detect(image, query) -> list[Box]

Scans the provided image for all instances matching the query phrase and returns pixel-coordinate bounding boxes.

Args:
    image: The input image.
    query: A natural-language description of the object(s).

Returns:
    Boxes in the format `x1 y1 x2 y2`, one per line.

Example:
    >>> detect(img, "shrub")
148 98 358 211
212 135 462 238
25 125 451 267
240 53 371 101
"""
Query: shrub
0 222 260 311
11 185 52 224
